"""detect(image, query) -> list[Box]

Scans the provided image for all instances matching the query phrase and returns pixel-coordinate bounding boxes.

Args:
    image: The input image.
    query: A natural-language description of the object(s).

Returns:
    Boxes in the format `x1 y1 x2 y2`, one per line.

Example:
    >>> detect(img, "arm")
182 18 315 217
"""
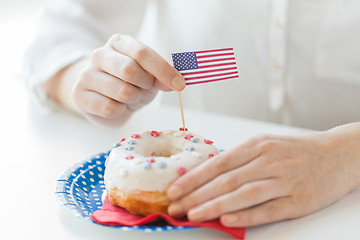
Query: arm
24 0 185 127
167 122 360 227
43 35 185 127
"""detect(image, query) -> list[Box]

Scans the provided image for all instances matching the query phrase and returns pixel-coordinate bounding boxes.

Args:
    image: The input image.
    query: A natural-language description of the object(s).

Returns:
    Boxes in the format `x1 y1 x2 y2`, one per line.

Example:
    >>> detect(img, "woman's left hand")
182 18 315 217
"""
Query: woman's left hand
166 123 360 227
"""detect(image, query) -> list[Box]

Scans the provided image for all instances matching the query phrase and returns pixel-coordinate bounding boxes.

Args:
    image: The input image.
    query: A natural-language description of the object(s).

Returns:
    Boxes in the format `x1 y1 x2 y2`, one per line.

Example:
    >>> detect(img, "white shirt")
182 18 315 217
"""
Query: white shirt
23 0 360 130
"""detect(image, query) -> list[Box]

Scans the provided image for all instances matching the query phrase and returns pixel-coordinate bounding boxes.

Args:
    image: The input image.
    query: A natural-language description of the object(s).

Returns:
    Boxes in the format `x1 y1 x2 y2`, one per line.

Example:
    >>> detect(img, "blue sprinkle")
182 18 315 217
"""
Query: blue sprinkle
190 137 199 143
219 149 225 152
157 161 167 169
112 142 121 148
185 146 195 151
143 162 151 169
125 145 134 151
128 139 136 145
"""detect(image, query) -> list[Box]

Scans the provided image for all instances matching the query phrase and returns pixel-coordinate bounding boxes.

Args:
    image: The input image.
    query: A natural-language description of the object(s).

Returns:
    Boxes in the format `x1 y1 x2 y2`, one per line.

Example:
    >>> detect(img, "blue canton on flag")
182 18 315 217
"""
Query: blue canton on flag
172 52 198 71
172 48 239 85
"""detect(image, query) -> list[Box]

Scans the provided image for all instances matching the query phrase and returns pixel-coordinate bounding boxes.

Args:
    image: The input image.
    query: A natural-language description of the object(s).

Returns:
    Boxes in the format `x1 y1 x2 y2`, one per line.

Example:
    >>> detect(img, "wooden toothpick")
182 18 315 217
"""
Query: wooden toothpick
178 91 186 130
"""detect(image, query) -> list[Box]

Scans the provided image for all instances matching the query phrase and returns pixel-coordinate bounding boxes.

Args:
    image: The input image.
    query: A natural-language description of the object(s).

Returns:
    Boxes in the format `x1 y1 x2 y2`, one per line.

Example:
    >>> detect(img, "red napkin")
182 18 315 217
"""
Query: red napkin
91 196 246 239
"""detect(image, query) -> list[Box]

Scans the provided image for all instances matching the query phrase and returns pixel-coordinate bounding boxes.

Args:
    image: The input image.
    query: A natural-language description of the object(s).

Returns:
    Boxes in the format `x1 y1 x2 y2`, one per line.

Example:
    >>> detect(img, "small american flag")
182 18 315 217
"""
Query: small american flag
172 47 239 85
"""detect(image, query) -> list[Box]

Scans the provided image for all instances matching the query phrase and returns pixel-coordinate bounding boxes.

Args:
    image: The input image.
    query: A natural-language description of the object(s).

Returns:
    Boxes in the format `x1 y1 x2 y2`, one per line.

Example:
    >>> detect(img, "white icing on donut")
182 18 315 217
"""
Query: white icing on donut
104 130 219 192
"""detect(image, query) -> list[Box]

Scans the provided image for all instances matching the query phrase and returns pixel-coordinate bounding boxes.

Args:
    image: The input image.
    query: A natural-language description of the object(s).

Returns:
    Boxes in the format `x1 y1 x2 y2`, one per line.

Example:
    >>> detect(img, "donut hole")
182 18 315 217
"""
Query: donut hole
141 141 183 158
148 146 182 157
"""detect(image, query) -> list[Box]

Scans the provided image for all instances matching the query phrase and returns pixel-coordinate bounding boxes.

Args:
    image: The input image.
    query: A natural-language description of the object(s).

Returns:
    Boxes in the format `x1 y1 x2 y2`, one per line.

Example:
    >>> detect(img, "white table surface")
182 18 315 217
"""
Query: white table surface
1 80 360 240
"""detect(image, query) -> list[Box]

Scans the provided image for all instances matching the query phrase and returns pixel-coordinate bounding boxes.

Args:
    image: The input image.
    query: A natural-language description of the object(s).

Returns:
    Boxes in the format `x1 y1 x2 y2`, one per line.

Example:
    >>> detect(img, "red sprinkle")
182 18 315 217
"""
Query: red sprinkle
125 155 134 160
131 134 140 139
150 131 160 137
146 157 155 163
208 153 214 158
120 138 126 142
204 139 213 145
177 167 186 176
184 134 194 140
179 127 188 131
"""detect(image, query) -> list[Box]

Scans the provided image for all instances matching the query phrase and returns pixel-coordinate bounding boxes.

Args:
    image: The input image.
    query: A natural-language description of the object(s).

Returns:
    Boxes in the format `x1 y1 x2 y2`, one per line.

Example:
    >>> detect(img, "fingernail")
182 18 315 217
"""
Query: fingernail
167 186 183 200
171 75 186 91
224 215 238 224
168 203 183 217
188 208 205 222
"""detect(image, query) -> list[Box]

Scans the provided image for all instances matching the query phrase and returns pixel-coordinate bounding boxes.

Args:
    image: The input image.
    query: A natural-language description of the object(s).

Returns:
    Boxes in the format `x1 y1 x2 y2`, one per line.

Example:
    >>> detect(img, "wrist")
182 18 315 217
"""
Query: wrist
325 123 360 190
43 58 89 114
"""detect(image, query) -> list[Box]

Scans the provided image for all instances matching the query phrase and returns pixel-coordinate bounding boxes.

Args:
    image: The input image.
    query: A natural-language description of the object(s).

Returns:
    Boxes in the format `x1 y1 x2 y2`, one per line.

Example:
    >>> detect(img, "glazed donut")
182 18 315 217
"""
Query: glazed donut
104 130 219 216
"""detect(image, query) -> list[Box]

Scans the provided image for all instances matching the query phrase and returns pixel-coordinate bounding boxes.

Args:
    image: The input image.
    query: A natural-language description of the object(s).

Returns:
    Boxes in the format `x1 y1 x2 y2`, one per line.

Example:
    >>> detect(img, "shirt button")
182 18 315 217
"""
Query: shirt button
273 62 281 70
275 19 283 29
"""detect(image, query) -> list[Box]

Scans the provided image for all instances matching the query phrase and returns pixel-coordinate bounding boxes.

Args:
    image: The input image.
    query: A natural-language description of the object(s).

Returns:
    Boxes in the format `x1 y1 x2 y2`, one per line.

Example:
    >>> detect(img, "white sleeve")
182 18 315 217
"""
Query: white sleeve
23 0 148 107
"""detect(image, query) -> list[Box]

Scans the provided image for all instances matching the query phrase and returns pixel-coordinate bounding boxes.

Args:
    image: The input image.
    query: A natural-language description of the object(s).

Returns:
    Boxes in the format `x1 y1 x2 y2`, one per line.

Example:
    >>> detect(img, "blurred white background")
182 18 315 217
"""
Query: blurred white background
0 0 49 83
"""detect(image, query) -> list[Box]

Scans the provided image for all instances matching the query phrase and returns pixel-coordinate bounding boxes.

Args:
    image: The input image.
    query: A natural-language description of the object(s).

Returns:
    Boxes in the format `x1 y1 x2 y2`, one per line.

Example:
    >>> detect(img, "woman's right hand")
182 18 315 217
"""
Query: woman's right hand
73 34 186 127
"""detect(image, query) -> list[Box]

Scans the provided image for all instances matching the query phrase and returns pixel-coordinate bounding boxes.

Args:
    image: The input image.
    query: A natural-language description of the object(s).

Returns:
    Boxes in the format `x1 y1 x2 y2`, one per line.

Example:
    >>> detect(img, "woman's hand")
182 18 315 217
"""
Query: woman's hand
166 123 360 227
73 34 185 127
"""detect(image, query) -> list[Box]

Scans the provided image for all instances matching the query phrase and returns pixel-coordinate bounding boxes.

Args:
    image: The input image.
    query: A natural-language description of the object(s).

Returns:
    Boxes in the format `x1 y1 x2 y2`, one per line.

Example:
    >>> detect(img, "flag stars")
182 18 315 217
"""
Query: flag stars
173 51 198 71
